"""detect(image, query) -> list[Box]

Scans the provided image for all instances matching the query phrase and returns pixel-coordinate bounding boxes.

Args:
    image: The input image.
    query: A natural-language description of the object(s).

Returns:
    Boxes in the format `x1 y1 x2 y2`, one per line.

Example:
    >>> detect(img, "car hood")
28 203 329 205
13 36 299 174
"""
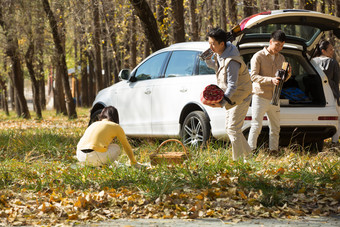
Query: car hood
234 10 340 52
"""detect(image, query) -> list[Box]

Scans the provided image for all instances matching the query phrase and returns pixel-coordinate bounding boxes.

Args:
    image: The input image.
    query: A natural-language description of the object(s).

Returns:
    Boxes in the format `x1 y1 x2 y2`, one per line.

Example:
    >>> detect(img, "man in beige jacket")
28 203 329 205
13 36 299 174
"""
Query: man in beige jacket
247 30 287 153
205 27 252 161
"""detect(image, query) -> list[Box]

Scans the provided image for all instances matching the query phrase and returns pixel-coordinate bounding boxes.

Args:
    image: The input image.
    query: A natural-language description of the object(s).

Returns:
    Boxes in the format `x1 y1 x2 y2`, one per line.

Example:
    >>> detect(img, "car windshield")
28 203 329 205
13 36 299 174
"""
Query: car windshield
244 24 320 46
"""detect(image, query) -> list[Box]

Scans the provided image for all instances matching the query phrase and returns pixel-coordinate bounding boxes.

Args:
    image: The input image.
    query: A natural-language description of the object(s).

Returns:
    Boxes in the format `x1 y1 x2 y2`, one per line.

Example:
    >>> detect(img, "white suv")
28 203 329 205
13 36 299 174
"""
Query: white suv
90 10 340 150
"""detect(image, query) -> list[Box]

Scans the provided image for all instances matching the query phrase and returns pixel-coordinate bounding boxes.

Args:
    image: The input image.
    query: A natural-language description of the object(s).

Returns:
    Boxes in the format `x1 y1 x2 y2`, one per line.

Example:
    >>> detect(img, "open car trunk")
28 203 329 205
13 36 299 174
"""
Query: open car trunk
240 47 326 107
236 10 340 51
235 10 340 107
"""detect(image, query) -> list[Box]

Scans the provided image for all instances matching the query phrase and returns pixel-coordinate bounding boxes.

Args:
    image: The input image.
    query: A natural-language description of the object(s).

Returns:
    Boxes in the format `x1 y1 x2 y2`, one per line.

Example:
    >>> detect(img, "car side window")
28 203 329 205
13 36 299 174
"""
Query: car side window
198 60 216 75
164 51 197 77
135 52 168 80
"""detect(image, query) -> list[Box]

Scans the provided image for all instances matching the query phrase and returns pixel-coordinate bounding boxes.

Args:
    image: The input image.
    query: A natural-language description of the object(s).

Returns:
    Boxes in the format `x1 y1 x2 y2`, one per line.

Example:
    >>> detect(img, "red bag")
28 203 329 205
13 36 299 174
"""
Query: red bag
200 84 224 105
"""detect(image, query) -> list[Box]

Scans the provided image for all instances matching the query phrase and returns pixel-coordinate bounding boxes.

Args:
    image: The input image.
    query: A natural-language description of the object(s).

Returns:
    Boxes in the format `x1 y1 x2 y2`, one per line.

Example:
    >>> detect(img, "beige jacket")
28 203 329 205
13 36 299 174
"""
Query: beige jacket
216 56 252 110
250 47 286 100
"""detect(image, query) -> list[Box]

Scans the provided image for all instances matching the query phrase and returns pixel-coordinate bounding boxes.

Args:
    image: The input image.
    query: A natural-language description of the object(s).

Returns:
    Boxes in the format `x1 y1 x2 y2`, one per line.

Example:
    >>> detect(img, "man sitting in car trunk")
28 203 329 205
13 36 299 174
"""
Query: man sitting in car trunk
247 30 287 154
204 27 253 161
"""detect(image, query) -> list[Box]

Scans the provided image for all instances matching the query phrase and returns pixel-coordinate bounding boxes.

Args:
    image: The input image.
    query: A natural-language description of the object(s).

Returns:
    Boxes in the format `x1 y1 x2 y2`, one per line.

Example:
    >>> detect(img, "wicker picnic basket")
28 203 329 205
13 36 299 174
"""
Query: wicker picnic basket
149 139 188 165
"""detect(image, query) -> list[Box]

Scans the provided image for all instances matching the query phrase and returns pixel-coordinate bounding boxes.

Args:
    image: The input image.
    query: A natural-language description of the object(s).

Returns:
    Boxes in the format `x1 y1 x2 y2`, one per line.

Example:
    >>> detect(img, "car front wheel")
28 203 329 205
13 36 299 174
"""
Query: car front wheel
181 111 211 147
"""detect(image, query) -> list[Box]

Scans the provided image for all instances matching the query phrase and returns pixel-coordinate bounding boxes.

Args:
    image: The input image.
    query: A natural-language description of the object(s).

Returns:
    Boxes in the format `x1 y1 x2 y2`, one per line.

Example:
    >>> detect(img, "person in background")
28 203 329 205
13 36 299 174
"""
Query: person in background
313 40 340 144
205 27 253 161
76 106 143 167
247 30 287 154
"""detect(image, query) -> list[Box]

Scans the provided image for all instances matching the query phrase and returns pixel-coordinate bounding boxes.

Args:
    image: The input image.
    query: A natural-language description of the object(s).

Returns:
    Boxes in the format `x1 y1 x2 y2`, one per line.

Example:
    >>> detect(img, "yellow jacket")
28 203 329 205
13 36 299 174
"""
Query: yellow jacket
77 119 137 164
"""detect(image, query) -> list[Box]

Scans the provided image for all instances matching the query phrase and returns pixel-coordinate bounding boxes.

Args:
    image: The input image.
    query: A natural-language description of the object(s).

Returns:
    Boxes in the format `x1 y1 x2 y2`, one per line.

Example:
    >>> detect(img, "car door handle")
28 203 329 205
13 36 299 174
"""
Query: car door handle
145 89 151 95
180 88 187 92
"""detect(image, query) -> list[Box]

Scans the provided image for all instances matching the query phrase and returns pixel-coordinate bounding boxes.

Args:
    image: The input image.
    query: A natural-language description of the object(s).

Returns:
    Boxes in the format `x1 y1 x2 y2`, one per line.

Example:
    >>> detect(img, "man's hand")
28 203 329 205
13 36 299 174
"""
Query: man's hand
272 77 281 86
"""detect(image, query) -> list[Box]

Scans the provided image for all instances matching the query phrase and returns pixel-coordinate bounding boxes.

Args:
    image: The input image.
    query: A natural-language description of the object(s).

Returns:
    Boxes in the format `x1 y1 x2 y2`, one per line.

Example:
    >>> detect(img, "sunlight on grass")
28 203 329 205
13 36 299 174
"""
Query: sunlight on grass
0 108 339 215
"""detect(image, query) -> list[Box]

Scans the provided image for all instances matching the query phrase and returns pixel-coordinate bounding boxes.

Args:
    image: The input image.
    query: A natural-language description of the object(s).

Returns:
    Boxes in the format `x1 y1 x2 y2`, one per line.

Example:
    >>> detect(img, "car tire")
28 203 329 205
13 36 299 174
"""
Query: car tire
181 111 211 147
312 139 324 152
88 109 103 126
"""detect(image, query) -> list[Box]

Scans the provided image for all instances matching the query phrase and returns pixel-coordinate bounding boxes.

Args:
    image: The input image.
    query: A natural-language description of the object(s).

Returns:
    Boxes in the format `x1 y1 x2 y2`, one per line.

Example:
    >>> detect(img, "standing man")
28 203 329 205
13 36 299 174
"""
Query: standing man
205 27 252 161
247 30 287 153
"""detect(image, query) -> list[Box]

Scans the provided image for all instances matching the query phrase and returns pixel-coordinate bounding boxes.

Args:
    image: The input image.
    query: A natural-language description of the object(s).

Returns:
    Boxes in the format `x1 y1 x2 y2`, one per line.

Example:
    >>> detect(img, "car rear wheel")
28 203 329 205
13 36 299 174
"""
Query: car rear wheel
181 111 211 147
306 139 324 152
88 109 103 126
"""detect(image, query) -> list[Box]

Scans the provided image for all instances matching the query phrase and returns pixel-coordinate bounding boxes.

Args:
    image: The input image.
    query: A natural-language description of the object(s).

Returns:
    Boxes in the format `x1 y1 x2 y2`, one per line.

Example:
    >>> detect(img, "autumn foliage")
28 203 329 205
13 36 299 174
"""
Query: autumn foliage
0 109 339 225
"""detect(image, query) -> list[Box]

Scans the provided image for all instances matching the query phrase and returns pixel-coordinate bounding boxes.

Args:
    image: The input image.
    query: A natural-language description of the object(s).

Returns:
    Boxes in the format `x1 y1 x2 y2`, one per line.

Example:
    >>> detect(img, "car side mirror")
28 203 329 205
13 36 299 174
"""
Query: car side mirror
118 69 131 80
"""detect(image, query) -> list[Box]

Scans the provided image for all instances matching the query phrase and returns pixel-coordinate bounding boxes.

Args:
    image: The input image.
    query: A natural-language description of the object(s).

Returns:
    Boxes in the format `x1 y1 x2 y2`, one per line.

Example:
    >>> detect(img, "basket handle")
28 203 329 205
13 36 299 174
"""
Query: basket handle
155 139 187 155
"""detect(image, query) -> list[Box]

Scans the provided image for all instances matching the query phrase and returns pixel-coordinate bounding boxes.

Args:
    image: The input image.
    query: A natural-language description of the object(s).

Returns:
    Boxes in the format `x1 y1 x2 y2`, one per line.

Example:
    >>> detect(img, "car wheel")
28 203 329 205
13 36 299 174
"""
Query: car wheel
181 111 211 147
88 109 103 126
313 139 324 152
305 139 324 153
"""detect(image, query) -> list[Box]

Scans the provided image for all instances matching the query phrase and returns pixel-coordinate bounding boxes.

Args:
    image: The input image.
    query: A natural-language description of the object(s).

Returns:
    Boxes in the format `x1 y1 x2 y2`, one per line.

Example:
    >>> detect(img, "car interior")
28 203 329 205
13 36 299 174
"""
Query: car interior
241 50 326 107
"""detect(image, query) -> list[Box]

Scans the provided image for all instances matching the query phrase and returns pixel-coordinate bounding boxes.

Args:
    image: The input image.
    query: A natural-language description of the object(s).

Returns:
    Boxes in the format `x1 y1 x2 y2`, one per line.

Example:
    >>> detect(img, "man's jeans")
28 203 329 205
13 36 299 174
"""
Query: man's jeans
247 95 280 151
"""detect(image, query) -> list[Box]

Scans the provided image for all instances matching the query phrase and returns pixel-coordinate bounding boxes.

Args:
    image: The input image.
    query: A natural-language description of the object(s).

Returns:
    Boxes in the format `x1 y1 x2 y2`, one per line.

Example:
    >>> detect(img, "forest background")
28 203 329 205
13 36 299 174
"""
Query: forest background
0 0 339 120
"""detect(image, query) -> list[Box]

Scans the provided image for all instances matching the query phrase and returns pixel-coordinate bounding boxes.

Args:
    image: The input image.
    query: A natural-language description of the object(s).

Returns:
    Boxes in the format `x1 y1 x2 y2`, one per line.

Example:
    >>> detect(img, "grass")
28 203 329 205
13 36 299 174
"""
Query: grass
0 108 339 208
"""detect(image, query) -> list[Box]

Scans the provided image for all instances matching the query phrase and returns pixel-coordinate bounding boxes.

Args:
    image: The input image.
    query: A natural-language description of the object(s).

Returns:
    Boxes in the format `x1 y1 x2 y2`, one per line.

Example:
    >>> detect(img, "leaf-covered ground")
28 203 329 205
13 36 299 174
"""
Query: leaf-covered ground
0 109 339 226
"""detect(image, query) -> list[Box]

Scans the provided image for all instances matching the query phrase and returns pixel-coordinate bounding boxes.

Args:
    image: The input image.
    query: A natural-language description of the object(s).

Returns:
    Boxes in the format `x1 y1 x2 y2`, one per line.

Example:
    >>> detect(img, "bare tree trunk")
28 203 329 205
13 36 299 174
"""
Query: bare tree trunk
285 0 294 9
273 0 280 10
129 0 165 51
102 36 110 87
156 0 168 44
25 43 42 119
101 0 121 83
73 35 81 107
156 0 166 24
42 0 77 119
170 0 185 43
300 0 317 10
0 77 9 116
88 53 95 105
143 39 151 59
189 0 199 41
6 42 30 119
220 0 227 31
54 58 67 115
336 0 340 17
80 43 89 107
36 3 46 110
244 0 255 17
0 7 30 119
92 0 103 93
14 90 21 117
207 0 214 29
228 0 238 26
9 82 14 110
24 2 42 118
131 12 137 68
1 61 9 115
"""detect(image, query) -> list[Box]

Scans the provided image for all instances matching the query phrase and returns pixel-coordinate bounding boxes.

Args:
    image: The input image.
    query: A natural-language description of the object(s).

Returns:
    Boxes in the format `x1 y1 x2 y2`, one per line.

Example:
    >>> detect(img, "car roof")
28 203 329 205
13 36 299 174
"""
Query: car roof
161 41 209 52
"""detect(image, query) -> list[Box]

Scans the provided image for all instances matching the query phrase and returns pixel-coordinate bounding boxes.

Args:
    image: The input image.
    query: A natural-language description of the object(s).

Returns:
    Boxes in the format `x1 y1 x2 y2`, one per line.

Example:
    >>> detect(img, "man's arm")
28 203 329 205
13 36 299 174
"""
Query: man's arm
205 56 218 71
219 60 240 107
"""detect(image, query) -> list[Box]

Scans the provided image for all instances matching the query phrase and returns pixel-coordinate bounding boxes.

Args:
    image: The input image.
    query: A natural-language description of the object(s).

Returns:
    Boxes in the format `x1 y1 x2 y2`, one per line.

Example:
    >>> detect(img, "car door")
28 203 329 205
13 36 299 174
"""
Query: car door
116 52 169 136
151 50 212 136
